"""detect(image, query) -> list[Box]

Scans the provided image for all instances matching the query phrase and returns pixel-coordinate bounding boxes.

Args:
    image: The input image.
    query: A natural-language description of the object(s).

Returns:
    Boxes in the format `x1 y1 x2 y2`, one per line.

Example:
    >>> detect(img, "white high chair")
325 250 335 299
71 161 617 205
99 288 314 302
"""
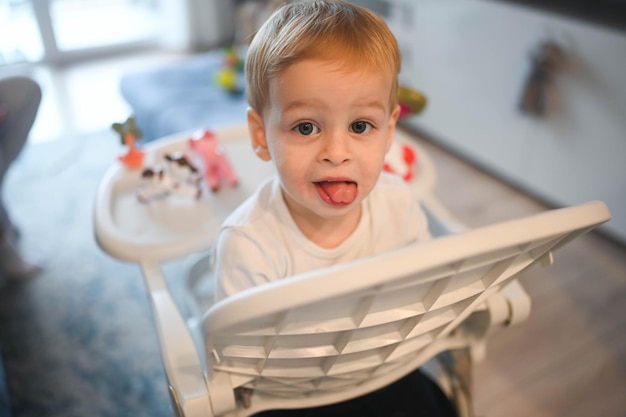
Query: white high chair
94 124 611 417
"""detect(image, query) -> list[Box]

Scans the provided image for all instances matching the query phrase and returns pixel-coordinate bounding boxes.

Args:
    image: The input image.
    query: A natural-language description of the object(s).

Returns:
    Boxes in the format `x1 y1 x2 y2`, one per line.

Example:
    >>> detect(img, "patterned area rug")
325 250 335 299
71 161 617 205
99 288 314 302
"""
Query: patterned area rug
0 131 192 417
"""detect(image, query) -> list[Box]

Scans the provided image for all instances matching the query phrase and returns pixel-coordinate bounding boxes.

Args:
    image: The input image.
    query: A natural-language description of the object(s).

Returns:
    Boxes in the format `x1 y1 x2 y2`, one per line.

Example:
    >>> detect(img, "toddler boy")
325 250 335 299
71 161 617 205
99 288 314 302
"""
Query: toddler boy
214 0 431 300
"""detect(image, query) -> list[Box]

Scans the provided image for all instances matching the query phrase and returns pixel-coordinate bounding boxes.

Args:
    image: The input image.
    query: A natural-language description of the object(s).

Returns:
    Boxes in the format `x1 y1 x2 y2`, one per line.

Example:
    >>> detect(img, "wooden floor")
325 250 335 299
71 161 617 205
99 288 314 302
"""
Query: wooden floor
17 52 626 417
409 127 626 417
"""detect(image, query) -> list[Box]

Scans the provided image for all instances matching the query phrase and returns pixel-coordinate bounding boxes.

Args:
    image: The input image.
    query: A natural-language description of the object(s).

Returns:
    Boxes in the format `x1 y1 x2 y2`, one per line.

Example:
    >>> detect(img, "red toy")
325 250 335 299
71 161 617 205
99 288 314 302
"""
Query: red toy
381 85 426 181
383 142 417 182
188 130 239 191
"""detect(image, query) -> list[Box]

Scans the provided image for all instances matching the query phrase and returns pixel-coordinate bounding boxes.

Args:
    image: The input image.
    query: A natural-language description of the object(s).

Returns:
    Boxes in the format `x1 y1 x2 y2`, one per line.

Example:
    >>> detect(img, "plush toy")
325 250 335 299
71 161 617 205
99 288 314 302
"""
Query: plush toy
188 130 239 191
112 116 145 169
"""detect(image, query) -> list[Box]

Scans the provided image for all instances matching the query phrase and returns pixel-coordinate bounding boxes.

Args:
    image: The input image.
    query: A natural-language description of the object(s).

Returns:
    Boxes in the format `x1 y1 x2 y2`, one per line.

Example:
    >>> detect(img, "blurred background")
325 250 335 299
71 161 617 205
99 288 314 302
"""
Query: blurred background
0 0 238 143
0 1 624 417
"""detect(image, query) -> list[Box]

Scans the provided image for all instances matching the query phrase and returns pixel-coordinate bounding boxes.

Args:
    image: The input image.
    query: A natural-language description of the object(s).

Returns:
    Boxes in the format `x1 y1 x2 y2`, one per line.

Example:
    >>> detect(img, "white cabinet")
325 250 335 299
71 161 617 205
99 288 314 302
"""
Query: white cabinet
372 0 626 243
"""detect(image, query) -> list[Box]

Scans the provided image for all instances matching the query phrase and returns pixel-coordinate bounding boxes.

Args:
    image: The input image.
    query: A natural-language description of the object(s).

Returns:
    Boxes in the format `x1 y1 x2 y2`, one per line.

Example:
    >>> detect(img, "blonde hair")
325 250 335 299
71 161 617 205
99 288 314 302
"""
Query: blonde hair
245 0 401 113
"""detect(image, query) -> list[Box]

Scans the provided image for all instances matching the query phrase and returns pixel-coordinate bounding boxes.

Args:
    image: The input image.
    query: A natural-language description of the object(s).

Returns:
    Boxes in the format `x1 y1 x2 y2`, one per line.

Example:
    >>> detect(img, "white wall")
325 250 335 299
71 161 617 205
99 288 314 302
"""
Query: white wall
379 0 626 243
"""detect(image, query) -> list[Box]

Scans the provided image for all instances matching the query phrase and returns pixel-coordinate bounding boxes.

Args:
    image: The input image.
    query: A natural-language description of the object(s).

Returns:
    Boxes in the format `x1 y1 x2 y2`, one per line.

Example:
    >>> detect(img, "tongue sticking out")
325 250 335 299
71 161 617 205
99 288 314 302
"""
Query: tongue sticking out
316 181 357 205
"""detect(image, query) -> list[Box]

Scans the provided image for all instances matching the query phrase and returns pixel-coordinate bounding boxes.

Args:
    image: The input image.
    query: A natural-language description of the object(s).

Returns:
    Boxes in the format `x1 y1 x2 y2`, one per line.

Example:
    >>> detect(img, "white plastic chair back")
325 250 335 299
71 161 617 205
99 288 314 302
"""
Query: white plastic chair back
201 201 610 416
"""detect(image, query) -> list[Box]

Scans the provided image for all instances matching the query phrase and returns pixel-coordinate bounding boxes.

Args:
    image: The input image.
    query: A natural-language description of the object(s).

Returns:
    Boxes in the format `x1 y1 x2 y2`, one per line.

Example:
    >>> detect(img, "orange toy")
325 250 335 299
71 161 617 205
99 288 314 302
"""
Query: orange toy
112 116 145 169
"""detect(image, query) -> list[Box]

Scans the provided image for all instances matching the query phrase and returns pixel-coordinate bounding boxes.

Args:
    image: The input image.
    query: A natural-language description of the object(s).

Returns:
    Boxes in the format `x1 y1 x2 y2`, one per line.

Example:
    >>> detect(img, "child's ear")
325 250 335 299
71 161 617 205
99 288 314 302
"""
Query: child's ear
386 104 401 152
247 107 271 161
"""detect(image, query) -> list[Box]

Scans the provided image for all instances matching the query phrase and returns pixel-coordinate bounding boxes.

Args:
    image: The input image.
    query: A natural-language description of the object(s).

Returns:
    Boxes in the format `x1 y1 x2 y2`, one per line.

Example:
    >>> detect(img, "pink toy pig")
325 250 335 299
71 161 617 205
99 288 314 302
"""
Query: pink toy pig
188 130 239 191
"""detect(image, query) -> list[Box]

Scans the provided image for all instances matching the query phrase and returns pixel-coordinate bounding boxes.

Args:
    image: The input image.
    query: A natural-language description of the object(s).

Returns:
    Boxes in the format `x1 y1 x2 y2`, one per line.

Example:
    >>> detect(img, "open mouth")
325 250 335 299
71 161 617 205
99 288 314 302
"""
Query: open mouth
314 180 358 206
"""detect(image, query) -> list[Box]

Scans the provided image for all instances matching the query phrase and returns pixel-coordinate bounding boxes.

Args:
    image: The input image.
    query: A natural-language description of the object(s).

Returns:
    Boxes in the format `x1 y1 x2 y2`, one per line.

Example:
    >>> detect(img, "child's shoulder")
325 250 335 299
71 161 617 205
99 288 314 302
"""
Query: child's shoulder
370 172 431 242
370 172 418 211
374 171 414 194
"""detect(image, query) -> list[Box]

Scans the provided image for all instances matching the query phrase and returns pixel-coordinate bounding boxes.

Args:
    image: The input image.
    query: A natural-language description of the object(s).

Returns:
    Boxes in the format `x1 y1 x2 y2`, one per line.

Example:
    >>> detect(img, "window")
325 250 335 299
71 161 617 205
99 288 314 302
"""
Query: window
0 0 159 66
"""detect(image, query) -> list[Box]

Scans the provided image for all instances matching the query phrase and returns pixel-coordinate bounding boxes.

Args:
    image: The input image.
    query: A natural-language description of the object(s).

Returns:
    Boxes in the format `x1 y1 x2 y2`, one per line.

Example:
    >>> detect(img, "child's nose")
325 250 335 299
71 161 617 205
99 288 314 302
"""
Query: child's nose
320 133 351 165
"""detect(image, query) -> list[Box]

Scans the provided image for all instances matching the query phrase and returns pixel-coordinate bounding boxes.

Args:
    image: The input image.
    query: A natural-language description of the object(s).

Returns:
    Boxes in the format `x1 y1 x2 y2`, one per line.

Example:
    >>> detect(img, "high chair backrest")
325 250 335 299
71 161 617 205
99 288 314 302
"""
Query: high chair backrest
201 201 610 416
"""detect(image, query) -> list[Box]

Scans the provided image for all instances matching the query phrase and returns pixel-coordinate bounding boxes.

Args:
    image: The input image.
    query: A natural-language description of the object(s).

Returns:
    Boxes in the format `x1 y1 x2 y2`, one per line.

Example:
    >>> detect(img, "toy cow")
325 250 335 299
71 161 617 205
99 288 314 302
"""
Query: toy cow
163 152 202 186
136 152 202 203
188 130 238 191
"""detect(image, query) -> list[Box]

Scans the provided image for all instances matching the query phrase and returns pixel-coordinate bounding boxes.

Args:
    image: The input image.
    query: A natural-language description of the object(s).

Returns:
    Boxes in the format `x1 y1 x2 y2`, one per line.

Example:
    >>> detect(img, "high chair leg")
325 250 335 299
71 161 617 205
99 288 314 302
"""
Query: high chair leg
140 260 214 417
437 348 475 417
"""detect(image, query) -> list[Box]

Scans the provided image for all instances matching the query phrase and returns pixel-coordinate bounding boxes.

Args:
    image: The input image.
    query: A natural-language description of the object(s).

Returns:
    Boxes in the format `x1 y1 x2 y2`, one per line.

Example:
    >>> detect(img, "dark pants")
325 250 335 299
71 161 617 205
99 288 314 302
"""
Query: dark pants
254 369 459 417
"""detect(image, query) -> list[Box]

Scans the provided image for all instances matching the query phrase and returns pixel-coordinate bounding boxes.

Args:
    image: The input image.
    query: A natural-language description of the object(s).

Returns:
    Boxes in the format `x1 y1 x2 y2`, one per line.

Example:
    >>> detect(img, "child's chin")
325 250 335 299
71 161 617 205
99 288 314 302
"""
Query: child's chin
317 202 361 220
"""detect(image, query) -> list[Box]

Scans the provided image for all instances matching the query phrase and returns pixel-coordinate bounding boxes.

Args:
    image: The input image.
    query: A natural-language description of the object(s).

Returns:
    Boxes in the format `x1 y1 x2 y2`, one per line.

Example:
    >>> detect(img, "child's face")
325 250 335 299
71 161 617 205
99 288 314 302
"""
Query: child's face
248 58 400 240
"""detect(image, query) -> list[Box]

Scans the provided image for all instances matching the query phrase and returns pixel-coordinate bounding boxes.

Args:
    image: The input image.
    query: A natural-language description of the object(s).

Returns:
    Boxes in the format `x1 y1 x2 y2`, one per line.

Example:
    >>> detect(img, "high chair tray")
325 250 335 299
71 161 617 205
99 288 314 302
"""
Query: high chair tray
94 124 437 264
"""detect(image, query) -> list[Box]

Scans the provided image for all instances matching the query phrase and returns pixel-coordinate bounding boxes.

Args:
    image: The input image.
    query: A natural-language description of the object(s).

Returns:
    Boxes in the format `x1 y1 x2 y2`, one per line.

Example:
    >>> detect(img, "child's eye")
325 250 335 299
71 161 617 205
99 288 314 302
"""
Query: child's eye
294 122 319 136
350 121 373 134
